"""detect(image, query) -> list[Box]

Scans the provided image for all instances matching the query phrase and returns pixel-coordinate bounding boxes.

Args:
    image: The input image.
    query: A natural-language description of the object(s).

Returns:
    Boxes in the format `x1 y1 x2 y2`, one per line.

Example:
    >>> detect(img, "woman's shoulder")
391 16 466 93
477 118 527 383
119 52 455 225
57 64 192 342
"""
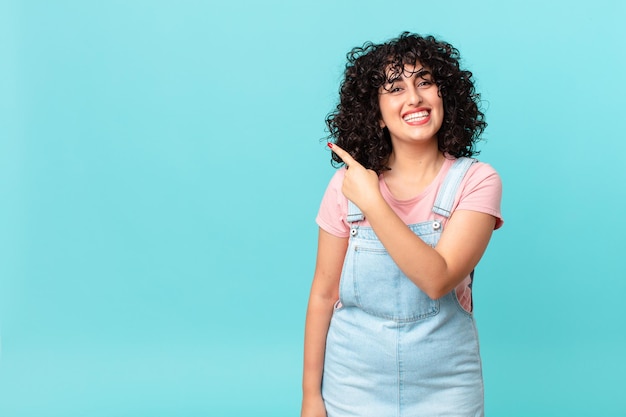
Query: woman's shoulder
439 156 501 188
325 167 348 190
456 158 503 228
317 167 350 238
470 159 501 183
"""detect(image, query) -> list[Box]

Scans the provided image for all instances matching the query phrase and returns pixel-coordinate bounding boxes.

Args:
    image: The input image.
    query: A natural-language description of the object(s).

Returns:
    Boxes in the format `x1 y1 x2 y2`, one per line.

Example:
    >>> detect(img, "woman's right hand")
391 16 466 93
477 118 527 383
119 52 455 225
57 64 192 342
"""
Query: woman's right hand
301 394 327 417
328 142 383 216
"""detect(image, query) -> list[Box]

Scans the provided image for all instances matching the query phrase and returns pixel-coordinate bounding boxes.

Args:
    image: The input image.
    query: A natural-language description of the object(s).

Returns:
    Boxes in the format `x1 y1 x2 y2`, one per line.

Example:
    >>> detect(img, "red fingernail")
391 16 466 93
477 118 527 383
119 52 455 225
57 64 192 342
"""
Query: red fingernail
327 142 333 149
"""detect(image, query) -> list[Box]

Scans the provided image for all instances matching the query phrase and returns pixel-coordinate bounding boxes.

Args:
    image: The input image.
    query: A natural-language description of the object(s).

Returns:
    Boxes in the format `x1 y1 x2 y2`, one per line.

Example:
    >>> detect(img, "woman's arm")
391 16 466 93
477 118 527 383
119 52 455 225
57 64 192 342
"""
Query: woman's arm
330 144 496 300
365 204 495 299
301 228 349 417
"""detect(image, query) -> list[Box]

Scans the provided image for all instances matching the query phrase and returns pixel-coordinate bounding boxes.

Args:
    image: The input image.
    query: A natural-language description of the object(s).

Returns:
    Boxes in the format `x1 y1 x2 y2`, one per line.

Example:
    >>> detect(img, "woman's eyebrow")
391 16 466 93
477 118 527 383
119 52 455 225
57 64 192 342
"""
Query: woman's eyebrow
384 75 402 85
410 68 430 78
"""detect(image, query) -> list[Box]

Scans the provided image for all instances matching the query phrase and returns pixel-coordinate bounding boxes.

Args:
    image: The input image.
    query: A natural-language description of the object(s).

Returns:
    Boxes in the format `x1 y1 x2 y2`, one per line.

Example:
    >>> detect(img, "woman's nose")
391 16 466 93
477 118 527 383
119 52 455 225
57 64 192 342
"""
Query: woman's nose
407 86 421 105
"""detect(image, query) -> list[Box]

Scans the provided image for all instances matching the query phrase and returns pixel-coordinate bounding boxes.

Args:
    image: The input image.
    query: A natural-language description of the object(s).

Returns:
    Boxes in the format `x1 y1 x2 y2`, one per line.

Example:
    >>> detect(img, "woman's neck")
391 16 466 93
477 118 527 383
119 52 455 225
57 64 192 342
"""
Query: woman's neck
386 140 443 176
383 143 444 199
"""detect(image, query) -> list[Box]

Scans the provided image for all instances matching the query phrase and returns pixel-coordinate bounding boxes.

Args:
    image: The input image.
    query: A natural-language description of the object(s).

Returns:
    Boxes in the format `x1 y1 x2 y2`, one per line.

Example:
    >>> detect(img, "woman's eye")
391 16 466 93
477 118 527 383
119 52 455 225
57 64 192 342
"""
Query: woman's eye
418 80 432 88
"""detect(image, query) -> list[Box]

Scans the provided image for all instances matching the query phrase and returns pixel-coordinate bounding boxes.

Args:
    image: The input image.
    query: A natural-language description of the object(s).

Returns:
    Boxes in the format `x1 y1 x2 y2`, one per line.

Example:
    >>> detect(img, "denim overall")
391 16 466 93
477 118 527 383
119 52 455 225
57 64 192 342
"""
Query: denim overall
322 158 484 417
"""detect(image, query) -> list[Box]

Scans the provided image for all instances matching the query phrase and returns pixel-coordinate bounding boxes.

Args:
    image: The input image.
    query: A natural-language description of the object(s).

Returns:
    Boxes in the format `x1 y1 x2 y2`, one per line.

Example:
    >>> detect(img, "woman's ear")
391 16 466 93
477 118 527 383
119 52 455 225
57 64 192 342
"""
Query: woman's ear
379 119 386 128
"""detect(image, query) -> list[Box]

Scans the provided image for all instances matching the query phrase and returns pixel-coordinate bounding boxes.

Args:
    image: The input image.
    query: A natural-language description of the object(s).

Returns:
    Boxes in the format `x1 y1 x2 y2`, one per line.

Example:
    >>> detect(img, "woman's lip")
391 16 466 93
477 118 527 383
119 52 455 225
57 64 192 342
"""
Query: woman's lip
402 108 431 125
404 113 431 126
401 107 429 118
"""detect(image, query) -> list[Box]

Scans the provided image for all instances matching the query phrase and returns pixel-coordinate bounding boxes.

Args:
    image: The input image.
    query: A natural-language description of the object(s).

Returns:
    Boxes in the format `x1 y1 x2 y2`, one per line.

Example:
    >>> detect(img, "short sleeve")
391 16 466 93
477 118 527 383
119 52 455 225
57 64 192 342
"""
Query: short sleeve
455 162 504 229
315 169 351 238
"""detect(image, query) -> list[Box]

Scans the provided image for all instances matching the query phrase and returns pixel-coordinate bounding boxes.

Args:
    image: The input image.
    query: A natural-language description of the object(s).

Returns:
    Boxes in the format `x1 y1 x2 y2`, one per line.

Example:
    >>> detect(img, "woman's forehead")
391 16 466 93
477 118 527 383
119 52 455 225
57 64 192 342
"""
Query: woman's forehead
384 61 430 81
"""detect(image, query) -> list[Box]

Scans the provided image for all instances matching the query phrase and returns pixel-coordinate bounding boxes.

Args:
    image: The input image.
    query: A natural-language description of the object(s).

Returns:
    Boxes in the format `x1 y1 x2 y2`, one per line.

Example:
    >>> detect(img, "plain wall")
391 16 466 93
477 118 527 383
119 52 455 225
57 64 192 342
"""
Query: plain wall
1 0 625 415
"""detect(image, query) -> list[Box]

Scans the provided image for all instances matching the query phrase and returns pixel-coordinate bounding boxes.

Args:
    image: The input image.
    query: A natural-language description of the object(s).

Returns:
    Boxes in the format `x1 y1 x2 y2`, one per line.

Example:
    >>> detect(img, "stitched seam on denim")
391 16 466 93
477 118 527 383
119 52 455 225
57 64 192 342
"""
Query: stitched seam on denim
396 323 402 417
347 199 364 223
352 301 440 323
348 221 442 236
337 239 355 309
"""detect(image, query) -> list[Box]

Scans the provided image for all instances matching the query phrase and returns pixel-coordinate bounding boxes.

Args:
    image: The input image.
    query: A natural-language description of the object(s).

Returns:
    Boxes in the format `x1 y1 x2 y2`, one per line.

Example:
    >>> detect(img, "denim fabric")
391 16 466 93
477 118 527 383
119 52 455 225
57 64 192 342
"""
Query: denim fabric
322 158 484 417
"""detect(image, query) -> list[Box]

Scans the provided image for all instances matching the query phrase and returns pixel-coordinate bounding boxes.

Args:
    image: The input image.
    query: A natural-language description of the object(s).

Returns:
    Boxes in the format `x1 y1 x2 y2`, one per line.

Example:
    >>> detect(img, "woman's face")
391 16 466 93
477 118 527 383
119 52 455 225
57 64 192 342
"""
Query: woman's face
378 62 444 147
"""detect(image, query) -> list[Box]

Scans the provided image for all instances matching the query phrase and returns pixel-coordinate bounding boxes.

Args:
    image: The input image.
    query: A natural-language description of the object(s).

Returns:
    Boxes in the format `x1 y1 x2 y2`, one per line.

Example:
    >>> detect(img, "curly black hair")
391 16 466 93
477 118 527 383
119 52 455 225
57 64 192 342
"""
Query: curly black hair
326 32 486 173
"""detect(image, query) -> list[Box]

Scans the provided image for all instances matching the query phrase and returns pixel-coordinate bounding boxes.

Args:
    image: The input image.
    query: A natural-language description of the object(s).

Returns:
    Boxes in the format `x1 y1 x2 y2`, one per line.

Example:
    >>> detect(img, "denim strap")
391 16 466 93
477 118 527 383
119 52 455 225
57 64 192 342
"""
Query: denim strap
347 200 364 223
346 199 364 237
432 157 476 218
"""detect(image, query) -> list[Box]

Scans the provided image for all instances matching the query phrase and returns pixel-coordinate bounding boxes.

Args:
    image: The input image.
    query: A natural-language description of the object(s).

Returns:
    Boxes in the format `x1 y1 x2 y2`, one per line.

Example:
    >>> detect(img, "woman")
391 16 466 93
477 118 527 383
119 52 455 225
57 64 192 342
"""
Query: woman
302 32 503 417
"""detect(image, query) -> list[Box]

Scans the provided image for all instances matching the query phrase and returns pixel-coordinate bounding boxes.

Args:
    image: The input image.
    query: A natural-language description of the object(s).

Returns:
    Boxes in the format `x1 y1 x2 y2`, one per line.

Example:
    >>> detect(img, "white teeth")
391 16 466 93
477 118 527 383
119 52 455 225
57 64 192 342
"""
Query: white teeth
403 111 429 122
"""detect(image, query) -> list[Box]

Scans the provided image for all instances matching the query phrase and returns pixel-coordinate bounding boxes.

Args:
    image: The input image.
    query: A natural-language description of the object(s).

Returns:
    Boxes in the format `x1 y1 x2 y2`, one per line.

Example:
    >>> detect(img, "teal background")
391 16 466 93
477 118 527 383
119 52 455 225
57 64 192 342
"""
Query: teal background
1 0 625 415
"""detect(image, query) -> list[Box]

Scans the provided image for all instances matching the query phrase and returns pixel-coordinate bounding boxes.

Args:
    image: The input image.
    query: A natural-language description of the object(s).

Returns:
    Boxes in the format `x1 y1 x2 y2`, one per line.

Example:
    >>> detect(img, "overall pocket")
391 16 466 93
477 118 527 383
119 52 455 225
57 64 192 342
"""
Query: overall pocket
351 241 439 322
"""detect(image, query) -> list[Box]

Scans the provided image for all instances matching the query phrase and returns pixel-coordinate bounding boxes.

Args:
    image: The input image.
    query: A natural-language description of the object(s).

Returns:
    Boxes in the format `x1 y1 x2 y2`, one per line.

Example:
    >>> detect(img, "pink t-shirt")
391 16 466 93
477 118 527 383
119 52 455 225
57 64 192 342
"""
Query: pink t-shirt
315 157 503 312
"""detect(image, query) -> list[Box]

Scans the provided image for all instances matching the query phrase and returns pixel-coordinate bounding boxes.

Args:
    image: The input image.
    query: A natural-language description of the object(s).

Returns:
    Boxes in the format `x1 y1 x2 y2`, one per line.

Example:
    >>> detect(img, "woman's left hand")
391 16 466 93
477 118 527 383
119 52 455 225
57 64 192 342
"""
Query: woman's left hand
329 143 382 214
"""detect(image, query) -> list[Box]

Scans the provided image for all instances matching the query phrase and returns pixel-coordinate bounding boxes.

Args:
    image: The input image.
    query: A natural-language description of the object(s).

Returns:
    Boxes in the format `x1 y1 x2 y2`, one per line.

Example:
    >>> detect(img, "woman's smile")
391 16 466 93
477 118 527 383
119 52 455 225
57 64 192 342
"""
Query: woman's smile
402 108 431 125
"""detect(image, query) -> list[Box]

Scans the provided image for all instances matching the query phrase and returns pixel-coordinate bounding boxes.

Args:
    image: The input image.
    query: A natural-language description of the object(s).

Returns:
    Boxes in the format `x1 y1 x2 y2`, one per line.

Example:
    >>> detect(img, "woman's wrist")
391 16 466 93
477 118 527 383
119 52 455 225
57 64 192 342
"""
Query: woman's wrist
359 191 389 219
302 378 324 398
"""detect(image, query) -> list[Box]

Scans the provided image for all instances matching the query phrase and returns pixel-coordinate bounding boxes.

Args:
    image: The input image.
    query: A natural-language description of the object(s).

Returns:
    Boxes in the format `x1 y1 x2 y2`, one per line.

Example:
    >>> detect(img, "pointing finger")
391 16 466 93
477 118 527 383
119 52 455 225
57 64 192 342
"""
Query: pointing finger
328 143 358 168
